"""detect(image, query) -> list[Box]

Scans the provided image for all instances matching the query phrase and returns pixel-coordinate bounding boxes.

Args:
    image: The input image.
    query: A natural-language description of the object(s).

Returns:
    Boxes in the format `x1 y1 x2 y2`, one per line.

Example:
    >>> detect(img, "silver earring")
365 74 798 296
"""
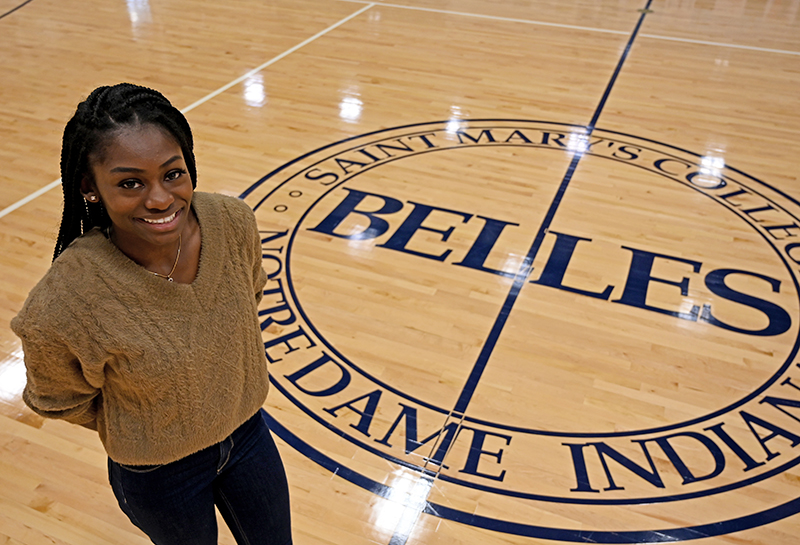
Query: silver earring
87 195 98 202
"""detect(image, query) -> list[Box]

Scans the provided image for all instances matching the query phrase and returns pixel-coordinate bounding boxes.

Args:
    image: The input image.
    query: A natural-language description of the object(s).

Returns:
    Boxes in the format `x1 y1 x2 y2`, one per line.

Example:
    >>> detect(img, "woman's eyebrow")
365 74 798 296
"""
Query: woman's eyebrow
109 155 183 173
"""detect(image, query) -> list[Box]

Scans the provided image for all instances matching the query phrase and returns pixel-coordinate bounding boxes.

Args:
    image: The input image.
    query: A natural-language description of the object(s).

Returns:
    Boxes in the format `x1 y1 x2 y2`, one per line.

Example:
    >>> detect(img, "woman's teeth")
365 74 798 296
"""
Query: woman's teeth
142 211 178 224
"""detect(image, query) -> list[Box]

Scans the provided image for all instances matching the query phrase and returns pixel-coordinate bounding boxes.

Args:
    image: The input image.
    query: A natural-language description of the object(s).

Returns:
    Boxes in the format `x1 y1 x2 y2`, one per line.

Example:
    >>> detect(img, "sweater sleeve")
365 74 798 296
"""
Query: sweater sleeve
13 320 101 430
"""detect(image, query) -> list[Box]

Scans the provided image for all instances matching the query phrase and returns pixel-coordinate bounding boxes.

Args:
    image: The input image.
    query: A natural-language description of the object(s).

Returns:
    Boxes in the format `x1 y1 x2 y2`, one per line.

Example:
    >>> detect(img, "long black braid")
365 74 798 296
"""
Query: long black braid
53 83 197 261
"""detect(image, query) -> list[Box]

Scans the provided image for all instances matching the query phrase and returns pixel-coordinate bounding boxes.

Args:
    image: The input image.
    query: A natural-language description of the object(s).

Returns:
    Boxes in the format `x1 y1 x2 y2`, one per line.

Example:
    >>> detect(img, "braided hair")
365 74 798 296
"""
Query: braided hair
54 83 197 261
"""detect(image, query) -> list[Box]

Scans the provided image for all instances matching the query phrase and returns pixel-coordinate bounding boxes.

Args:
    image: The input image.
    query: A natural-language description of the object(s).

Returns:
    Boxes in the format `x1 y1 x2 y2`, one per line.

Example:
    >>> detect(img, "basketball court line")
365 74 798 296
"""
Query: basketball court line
451 0 652 417
337 0 800 56
384 2 654 543
0 178 62 220
3 2 798 543
640 33 800 56
179 3 374 114
0 0 35 21
337 0 630 35
0 3 376 222
2 1 798 222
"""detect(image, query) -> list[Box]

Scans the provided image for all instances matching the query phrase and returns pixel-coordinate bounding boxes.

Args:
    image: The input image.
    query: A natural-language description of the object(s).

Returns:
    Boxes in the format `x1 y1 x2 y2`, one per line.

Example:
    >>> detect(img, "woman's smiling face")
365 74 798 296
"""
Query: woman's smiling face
83 123 193 253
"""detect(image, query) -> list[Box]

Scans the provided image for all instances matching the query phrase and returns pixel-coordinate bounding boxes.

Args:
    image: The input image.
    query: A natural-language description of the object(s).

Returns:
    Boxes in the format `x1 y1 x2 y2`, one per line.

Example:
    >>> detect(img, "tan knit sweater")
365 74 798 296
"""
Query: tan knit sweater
11 192 269 465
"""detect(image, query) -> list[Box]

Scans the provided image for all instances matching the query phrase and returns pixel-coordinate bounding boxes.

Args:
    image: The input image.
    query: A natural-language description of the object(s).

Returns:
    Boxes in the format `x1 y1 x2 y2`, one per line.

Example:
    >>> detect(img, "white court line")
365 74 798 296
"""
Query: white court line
338 0 629 35
4 1 798 221
0 179 63 220
181 3 375 113
641 33 800 56
0 3 375 221
339 0 800 56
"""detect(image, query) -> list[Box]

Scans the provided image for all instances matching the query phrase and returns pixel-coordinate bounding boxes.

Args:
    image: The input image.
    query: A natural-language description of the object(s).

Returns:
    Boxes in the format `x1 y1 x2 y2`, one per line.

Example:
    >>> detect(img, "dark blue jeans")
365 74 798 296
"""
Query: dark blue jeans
108 409 292 545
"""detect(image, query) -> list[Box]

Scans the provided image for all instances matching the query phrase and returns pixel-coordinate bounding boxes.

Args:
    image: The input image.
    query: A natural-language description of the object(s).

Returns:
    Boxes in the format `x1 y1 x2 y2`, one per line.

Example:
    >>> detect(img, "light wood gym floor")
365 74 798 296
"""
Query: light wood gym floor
2 0 800 543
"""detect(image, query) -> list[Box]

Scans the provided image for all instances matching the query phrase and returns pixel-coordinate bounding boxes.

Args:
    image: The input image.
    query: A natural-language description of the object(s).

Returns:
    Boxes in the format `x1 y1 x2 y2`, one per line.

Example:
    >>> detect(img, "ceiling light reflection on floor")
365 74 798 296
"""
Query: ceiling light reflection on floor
244 74 267 108
566 132 589 154
373 471 433 534
0 348 26 403
126 0 152 37
340 96 363 123
445 105 466 137
692 154 727 188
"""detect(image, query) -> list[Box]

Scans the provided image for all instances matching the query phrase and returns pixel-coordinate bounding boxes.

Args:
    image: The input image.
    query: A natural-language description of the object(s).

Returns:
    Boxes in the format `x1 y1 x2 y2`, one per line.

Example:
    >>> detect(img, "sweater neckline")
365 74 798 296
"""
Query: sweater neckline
93 192 221 292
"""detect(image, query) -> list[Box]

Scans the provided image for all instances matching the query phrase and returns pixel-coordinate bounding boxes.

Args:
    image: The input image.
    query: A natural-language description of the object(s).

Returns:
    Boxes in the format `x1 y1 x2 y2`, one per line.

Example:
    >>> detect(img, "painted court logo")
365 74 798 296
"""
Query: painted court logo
241 120 800 541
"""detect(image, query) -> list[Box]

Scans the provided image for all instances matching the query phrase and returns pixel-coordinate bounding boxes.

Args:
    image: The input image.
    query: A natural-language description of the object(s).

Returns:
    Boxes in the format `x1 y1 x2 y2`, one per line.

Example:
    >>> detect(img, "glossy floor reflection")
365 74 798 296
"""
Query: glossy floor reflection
2 0 800 544
0 347 25 407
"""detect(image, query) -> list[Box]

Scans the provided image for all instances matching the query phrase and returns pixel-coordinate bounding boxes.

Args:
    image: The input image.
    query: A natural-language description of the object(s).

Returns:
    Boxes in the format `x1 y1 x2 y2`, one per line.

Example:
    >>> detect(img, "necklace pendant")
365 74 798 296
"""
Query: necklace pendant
168 277 174 282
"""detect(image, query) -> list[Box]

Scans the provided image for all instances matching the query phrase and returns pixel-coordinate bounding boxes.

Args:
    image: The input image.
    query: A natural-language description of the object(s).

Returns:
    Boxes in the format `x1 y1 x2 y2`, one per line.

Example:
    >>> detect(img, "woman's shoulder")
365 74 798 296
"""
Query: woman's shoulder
12 230 114 333
51 228 118 280
194 191 254 221
193 192 258 244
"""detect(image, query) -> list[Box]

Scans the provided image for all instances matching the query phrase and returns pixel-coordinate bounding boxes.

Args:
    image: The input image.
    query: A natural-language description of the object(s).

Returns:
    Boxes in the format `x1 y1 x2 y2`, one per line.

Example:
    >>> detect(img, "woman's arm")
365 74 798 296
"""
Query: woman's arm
17 331 101 429
250 213 268 305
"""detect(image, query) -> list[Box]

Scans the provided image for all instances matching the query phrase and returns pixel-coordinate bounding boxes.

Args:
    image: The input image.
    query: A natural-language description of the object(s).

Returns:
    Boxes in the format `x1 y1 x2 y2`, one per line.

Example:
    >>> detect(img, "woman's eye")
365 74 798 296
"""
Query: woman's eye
166 169 186 181
119 180 141 189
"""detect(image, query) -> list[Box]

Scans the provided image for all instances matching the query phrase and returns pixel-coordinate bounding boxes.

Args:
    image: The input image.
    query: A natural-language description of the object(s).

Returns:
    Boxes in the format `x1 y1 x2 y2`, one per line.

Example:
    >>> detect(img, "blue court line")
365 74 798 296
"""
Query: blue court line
0 0 34 20
588 4 653 132
387 2 655 544
453 0 654 418
451 149 582 415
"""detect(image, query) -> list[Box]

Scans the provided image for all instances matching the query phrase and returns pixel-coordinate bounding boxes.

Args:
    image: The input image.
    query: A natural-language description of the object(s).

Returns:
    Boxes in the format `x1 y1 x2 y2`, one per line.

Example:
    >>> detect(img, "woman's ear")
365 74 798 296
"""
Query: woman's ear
80 175 100 203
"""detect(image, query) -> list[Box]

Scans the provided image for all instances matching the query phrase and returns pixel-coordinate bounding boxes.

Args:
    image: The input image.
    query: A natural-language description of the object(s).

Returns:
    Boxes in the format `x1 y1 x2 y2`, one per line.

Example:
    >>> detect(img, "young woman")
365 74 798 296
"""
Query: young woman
11 83 292 545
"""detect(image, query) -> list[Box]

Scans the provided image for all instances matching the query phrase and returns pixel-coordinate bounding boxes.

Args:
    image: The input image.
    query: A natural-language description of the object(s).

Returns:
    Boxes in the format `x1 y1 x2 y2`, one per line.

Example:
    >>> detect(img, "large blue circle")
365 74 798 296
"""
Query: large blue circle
244 120 800 538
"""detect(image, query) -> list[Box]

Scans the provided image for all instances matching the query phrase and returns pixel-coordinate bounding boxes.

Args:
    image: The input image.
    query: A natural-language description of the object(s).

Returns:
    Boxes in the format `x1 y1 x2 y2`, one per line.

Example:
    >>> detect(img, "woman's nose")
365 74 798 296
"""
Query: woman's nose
145 182 174 210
